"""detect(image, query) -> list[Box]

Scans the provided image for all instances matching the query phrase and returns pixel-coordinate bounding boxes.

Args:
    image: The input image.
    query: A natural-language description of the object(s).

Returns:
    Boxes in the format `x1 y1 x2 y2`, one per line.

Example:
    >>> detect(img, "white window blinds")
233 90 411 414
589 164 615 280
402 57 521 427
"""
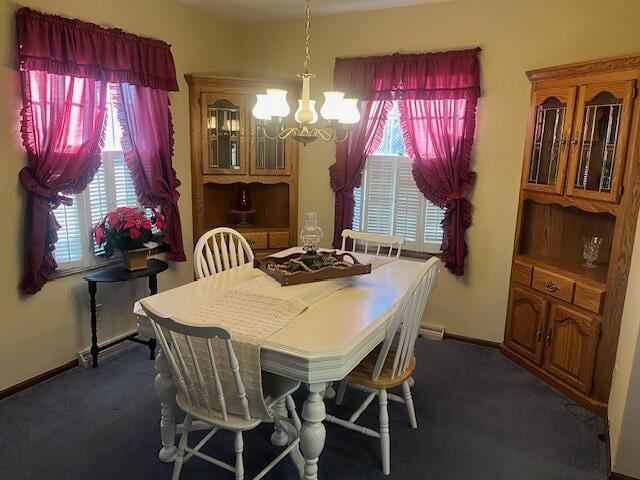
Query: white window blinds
352 102 444 254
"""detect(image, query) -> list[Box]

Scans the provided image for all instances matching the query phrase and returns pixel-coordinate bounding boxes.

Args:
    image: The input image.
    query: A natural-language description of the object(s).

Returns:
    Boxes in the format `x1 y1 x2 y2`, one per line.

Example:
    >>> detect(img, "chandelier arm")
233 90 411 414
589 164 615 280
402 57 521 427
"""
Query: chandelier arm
312 128 335 142
277 127 299 140
334 129 351 143
258 124 279 141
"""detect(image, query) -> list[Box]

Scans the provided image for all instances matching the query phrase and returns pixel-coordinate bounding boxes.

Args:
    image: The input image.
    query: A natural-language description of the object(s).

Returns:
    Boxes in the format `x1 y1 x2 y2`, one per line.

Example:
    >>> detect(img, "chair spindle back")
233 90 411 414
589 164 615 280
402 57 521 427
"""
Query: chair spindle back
341 229 405 258
372 256 440 380
194 227 255 279
141 303 252 421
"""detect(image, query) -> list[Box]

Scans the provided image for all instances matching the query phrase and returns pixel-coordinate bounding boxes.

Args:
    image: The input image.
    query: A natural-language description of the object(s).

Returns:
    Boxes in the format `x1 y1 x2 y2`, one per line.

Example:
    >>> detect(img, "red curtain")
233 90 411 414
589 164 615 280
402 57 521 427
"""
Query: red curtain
400 98 477 275
16 8 178 91
16 7 183 293
330 49 481 275
329 100 392 248
112 84 186 261
19 71 108 293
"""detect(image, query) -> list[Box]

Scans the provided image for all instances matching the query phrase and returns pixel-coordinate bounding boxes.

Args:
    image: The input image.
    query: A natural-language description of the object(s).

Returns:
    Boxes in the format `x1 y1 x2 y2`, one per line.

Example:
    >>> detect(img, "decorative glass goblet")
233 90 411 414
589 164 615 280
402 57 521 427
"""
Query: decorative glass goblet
582 236 603 269
299 212 323 255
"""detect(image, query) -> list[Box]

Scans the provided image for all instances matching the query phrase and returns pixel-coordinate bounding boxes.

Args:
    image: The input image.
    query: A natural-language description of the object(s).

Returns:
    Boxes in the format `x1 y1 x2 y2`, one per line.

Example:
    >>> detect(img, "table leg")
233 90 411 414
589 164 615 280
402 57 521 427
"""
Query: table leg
300 382 327 480
147 274 159 360
148 338 157 360
88 281 99 368
149 274 158 295
155 349 177 462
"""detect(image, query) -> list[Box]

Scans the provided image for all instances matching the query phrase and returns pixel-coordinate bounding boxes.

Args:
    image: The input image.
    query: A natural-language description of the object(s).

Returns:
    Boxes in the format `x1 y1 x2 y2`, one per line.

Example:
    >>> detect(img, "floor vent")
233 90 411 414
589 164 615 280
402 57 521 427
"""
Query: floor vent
420 323 445 341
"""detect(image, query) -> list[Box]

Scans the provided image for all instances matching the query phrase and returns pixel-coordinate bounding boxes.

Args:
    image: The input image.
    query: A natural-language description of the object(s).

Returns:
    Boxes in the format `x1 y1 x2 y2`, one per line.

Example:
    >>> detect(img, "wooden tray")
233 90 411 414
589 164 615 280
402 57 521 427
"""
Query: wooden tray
254 250 372 286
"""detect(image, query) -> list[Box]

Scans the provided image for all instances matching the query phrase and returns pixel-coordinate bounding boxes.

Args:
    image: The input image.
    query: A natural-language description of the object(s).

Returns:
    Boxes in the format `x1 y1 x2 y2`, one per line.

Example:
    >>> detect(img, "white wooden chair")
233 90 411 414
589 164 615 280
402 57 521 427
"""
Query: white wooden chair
141 303 302 480
341 229 405 258
194 227 255 279
326 256 439 475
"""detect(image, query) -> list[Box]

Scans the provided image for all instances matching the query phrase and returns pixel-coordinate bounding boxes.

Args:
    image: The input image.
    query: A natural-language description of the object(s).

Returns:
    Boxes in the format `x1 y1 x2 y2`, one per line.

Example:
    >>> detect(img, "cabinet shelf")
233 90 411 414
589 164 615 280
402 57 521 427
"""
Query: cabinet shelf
516 254 608 287
523 190 619 216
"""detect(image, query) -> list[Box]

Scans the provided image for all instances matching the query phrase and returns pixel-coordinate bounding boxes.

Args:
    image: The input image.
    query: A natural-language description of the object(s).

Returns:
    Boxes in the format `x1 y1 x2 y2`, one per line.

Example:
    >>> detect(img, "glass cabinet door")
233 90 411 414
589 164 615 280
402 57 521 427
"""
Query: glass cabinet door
523 87 576 194
566 81 635 202
250 117 291 176
201 93 246 175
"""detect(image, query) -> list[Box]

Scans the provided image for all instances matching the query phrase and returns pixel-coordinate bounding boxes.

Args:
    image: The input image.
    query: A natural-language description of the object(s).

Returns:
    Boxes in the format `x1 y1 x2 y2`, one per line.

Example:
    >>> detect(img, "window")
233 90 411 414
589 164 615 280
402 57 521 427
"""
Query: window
54 87 138 271
353 103 445 253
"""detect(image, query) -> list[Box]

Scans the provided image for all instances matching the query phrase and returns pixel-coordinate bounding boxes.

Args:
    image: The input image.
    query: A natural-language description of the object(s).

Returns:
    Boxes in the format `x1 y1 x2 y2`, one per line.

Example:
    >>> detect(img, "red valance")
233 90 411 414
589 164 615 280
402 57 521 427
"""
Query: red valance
334 48 481 101
16 7 178 92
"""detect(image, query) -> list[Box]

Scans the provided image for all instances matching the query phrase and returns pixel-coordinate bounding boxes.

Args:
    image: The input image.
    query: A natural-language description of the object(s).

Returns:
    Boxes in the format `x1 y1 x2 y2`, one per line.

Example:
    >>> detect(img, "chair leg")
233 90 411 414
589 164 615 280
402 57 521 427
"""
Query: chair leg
336 381 348 406
234 431 244 480
270 398 289 447
172 413 192 480
378 389 390 475
402 381 418 429
286 395 302 433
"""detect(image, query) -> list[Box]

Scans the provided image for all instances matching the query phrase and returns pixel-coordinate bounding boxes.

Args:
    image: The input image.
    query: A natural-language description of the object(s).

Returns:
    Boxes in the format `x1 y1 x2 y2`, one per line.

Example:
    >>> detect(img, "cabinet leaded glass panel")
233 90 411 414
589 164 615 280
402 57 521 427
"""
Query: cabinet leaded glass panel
255 119 286 171
528 97 566 187
573 92 622 193
207 99 241 170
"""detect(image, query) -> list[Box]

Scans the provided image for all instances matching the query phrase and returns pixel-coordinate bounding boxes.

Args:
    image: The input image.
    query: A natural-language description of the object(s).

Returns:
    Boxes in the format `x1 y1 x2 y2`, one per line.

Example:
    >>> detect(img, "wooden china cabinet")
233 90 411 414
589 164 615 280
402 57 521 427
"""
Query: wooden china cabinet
186 75 300 257
501 55 640 413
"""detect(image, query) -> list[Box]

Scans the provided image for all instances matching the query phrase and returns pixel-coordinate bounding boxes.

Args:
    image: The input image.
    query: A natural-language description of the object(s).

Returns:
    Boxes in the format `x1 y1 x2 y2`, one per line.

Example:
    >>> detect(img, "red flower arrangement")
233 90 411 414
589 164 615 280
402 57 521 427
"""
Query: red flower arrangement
93 206 165 256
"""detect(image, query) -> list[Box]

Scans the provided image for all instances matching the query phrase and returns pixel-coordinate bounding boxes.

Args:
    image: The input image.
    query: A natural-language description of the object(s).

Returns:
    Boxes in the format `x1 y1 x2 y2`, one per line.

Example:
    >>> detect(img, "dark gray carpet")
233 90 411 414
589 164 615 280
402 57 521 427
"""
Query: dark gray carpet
0 339 607 480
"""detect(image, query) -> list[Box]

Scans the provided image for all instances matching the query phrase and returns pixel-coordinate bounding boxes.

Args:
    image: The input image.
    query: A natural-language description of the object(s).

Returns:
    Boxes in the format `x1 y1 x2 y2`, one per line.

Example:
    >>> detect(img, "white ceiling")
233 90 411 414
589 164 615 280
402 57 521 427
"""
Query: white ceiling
179 0 451 22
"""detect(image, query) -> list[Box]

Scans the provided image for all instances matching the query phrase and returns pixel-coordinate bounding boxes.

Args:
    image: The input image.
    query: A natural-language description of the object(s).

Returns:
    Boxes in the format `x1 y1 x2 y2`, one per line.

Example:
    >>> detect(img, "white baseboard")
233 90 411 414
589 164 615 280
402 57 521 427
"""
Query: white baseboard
76 329 140 368
420 323 445 341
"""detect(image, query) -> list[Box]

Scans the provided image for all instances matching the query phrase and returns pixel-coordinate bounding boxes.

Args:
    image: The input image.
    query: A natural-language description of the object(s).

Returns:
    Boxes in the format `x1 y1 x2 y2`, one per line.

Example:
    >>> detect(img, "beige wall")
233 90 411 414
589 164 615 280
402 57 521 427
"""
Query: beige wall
238 0 640 342
0 0 240 391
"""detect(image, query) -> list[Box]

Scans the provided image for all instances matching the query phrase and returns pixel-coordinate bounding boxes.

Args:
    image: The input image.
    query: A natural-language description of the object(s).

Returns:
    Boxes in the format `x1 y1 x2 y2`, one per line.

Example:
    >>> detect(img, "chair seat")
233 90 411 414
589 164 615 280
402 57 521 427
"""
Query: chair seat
176 373 300 431
346 347 416 389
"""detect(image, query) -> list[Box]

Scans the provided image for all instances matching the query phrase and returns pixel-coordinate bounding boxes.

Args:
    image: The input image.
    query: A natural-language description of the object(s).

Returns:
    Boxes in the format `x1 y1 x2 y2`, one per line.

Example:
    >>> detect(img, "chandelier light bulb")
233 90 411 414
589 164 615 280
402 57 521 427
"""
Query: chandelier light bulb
252 94 272 120
339 98 361 124
295 99 318 124
320 91 345 120
265 89 290 118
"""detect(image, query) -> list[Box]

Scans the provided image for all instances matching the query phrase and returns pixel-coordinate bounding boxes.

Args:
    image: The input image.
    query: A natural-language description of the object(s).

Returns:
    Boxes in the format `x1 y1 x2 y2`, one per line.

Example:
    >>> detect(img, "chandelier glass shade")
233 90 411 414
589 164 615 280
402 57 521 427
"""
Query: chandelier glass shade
251 0 360 145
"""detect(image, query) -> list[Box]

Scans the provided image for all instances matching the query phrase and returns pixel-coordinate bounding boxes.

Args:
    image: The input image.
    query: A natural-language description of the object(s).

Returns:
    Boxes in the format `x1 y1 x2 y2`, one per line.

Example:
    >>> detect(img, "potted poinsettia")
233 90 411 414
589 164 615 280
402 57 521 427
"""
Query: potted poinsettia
93 206 165 271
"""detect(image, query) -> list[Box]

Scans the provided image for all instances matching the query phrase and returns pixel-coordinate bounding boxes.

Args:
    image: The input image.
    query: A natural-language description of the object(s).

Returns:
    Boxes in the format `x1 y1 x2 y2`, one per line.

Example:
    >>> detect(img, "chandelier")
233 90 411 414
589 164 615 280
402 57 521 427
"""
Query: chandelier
251 0 360 145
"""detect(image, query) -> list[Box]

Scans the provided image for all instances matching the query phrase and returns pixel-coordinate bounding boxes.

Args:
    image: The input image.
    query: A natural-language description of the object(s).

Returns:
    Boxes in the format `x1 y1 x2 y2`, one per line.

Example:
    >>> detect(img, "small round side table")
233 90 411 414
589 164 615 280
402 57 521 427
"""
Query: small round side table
83 258 168 367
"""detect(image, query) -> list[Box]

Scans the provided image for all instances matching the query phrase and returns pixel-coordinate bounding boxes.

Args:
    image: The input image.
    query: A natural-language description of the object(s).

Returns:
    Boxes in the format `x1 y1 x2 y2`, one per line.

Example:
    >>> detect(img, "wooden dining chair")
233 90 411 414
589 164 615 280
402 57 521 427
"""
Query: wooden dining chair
326 256 440 475
141 303 302 480
194 227 255 279
341 229 405 258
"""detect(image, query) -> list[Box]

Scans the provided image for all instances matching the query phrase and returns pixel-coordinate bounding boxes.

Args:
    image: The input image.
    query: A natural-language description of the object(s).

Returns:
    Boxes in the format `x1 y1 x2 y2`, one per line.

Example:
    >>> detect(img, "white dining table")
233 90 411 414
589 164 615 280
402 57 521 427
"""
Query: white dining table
135 248 425 480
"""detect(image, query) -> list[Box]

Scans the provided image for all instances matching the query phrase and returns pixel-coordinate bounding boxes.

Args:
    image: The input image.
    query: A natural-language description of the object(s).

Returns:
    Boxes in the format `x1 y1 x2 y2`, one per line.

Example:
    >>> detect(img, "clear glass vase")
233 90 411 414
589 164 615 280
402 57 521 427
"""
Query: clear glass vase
582 236 603 269
299 212 323 255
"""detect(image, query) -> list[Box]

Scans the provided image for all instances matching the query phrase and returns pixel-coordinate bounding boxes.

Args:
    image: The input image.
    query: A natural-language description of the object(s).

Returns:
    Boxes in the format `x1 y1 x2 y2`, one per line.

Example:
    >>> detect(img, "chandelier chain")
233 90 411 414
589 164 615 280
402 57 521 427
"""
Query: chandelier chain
303 0 311 73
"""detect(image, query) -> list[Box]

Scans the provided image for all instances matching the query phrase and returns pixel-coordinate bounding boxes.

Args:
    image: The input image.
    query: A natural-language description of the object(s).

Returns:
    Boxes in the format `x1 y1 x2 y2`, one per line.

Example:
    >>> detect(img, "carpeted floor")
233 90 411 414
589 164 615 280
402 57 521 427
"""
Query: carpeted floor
0 339 607 480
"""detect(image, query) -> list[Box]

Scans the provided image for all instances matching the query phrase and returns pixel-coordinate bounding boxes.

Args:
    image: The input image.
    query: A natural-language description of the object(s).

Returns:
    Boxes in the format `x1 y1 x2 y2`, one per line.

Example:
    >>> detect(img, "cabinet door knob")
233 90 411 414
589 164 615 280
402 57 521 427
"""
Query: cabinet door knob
571 138 579 146
545 329 553 346
544 281 560 293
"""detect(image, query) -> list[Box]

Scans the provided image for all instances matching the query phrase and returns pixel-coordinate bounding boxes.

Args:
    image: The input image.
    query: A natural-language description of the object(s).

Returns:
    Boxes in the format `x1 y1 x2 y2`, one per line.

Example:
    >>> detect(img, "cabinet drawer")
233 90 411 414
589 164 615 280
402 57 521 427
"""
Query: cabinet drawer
532 268 575 302
574 283 605 314
243 232 268 250
269 231 290 249
512 260 533 286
